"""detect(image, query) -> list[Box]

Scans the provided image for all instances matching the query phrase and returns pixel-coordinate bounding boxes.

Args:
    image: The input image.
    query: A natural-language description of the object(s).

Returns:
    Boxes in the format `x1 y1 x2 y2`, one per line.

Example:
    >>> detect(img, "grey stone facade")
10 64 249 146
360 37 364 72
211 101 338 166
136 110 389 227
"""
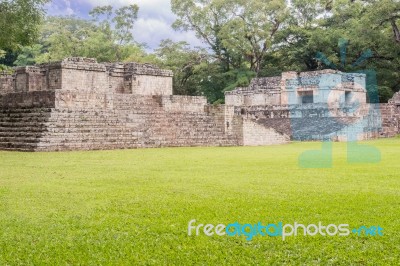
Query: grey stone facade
0 58 398 151
0 58 240 151
225 70 399 145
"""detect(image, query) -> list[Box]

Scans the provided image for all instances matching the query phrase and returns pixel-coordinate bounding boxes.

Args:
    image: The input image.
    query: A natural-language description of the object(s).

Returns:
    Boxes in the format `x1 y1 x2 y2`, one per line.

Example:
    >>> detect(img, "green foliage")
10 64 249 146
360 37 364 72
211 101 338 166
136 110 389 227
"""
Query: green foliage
171 0 287 75
379 86 395 103
169 0 400 102
3 0 400 103
0 139 399 264
155 39 255 102
123 45 160 65
14 4 144 65
0 0 49 51
269 0 400 102
222 69 256 92
0 49 5 70
90 4 139 60
32 16 114 63
195 67 255 103
218 0 287 74
13 44 43 66
155 39 210 96
171 0 233 71
0 49 13 72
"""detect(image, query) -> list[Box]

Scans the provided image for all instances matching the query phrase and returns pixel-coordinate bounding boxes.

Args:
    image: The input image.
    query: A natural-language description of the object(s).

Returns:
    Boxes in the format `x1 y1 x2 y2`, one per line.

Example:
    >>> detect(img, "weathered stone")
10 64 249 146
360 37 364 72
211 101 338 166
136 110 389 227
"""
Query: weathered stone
225 70 399 145
0 58 398 151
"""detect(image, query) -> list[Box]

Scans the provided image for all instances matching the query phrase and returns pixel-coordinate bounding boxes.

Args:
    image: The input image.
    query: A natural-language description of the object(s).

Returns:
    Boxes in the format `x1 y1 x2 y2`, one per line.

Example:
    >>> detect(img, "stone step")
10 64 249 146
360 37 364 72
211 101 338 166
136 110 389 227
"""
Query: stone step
0 114 51 119
0 142 37 151
0 100 239 151
0 132 44 138
0 136 42 142
0 108 51 151
0 122 48 128
0 126 46 132
0 119 49 124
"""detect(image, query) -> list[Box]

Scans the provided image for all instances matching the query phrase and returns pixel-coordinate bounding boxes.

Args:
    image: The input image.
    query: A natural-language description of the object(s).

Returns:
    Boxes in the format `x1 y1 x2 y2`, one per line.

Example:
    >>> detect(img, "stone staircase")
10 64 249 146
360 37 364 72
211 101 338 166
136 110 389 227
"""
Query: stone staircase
114 95 239 148
23 97 237 151
0 93 240 152
0 108 52 151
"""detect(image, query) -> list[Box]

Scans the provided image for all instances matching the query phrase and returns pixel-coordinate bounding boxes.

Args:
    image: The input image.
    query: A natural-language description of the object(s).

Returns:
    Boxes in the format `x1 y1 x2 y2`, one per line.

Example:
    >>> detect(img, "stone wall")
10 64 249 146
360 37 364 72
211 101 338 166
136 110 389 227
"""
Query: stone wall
233 103 384 143
160 96 207 113
222 69 399 145
0 91 56 109
0 91 56 151
55 91 113 110
242 119 289 146
377 92 400 137
0 73 13 94
4 58 173 96
389 92 400 105
225 89 282 106
0 90 240 151
37 92 239 151
0 108 53 151
226 70 367 107
225 76 282 106
281 71 366 106
380 103 400 137
1 59 399 152
60 64 108 93
130 75 173 95
124 63 173 95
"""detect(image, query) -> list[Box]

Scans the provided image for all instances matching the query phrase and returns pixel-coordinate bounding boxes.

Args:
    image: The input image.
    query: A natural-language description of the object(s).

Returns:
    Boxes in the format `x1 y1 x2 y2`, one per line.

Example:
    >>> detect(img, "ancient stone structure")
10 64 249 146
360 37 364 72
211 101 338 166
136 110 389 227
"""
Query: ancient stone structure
0 58 399 151
225 69 400 144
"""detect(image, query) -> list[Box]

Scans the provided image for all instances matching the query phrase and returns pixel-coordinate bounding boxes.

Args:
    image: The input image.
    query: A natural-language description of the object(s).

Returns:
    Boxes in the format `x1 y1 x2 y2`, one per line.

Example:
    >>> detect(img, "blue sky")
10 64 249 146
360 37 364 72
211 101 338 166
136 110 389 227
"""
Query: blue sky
45 0 203 51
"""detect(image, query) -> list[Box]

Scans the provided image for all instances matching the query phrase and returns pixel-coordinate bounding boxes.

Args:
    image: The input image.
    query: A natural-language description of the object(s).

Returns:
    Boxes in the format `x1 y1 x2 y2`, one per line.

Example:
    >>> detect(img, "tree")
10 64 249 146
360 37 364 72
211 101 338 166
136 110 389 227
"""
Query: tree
0 0 49 51
90 4 139 45
315 0 400 102
14 4 143 64
0 0 49 69
264 0 400 102
155 39 254 103
13 44 43 66
33 16 102 62
268 0 333 72
171 0 240 71
171 0 287 75
155 39 210 95
219 0 287 75
90 4 139 60
122 45 160 65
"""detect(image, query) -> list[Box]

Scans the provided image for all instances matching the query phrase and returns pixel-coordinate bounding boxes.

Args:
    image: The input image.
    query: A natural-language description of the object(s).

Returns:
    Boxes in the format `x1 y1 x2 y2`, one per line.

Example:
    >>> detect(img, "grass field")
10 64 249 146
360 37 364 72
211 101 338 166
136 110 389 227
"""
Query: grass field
0 139 399 265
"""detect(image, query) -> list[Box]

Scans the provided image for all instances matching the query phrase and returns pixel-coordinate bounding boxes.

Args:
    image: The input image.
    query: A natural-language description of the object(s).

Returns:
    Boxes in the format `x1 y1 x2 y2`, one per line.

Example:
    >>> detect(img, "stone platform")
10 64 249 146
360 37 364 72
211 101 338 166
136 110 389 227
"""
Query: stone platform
0 58 399 151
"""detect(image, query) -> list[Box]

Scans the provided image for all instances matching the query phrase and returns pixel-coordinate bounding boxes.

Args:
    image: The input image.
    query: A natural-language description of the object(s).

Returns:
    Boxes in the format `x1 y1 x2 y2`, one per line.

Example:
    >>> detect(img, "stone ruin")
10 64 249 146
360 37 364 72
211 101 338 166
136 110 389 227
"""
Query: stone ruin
225 69 400 144
0 57 399 151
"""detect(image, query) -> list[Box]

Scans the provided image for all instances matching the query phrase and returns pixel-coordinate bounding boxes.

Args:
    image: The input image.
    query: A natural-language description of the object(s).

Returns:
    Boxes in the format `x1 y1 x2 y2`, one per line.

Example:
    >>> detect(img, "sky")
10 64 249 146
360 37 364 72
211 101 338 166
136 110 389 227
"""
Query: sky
44 0 204 51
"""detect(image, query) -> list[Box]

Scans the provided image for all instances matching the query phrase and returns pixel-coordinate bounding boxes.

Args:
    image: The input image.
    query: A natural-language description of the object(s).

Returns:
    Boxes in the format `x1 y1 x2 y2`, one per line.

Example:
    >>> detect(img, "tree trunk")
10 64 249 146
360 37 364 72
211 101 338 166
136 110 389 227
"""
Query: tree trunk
390 18 400 44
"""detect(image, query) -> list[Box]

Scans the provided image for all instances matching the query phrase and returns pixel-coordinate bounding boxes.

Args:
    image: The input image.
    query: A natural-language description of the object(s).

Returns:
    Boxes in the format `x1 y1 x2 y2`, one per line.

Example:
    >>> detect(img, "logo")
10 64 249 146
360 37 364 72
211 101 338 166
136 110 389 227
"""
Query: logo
188 219 384 241
288 39 382 168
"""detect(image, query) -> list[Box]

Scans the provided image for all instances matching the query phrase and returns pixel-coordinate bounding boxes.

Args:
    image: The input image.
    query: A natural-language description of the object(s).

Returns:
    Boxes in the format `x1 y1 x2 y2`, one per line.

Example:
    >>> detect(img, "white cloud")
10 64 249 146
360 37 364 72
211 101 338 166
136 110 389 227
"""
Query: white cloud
46 0 75 16
46 0 205 50
83 0 204 50
63 0 74 15
133 18 204 50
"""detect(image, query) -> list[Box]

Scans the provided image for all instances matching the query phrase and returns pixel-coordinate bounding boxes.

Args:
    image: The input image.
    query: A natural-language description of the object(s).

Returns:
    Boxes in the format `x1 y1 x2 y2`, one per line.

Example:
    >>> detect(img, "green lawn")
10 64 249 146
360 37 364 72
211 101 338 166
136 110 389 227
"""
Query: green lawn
0 139 399 265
